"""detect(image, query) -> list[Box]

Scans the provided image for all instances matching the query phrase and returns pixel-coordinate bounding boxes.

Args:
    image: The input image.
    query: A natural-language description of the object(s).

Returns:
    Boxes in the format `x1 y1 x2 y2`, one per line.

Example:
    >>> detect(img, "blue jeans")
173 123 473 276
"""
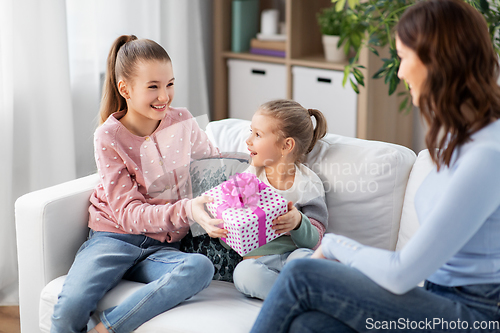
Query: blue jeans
250 259 500 333
51 230 214 333
233 248 313 300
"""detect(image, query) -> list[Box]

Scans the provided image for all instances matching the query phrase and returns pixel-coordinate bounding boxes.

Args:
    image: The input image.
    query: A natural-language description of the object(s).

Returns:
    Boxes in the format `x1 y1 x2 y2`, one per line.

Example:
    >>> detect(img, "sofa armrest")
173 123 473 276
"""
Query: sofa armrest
15 174 99 333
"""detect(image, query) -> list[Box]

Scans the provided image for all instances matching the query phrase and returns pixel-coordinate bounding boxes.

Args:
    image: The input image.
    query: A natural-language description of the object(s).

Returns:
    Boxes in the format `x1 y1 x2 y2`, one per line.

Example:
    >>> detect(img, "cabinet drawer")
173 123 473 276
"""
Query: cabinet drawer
292 66 357 137
228 59 287 120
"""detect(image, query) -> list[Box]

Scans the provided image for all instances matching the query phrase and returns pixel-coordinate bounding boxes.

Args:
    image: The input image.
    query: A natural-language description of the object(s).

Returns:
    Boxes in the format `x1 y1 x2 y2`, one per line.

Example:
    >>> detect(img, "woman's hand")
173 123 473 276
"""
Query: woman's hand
191 196 228 238
311 245 327 259
272 201 302 234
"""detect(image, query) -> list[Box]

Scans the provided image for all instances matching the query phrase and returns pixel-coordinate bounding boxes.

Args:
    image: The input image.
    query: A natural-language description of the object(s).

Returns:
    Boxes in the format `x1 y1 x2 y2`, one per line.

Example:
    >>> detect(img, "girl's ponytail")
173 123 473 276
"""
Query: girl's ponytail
99 35 137 124
306 108 327 154
98 35 171 125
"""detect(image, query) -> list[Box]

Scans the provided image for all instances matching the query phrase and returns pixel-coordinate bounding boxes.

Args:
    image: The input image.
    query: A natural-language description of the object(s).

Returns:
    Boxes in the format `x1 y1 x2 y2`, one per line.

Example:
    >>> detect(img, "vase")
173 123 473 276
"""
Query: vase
322 35 347 62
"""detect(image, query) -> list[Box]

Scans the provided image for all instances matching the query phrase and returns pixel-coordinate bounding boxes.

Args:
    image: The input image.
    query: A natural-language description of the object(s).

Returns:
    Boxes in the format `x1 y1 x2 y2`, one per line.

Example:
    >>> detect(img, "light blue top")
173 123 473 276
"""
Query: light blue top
322 119 500 295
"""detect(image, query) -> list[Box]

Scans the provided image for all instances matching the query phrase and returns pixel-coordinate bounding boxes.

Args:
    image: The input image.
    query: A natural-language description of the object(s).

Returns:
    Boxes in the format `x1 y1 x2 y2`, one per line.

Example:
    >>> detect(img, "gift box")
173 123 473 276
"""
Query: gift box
203 172 288 256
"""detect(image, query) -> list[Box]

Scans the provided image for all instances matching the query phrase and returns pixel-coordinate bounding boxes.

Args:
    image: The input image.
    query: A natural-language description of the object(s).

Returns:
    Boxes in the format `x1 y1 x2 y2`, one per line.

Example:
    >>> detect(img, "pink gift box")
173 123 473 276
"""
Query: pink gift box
203 172 288 256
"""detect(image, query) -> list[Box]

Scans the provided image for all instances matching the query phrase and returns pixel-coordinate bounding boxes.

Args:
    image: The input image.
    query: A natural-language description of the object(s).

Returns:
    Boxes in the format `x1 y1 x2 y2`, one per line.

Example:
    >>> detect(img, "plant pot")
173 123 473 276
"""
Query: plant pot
322 35 347 62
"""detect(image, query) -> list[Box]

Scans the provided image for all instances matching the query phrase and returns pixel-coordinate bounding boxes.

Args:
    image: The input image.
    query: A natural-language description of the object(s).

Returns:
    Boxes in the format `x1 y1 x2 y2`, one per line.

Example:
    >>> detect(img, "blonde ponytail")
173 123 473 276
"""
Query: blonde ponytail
306 108 327 154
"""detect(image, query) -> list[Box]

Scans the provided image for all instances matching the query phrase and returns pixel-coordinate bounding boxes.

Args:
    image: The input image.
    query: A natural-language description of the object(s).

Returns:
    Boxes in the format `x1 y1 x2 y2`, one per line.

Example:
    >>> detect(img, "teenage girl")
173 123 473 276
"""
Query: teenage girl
51 35 225 333
230 99 329 300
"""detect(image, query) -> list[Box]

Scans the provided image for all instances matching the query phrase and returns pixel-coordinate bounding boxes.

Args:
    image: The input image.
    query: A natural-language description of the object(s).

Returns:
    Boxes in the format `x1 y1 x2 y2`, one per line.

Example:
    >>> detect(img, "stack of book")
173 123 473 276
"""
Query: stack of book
250 38 286 58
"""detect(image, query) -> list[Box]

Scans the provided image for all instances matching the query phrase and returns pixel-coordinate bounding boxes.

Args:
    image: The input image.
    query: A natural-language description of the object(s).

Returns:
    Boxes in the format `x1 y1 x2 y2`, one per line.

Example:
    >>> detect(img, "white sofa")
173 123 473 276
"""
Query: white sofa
15 118 433 333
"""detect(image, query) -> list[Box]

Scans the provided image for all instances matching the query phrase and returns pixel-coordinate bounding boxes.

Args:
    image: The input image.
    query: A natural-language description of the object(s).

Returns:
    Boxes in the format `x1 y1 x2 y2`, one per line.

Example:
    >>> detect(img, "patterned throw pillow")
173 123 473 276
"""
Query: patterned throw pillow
180 230 243 282
180 156 249 282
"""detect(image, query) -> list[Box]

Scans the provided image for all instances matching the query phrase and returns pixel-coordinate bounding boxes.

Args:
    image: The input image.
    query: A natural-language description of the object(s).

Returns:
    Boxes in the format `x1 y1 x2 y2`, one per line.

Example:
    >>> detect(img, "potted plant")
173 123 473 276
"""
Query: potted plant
330 0 500 112
317 6 348 62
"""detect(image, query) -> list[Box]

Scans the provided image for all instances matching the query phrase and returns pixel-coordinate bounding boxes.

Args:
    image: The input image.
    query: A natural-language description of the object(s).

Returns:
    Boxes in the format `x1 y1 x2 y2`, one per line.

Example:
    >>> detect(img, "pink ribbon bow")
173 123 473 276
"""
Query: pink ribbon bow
217 173 268 249
220 172 267 209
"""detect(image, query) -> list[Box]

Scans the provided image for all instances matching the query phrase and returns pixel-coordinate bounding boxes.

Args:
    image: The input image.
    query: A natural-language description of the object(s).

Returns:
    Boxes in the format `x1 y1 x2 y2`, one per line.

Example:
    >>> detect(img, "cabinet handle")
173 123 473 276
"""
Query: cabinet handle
317 77 332 83
251 69 266 75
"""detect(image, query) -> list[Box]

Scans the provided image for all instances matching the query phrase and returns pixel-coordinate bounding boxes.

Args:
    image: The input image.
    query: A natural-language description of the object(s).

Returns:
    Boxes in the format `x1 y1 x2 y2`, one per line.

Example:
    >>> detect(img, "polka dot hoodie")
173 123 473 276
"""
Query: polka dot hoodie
88 108 220 243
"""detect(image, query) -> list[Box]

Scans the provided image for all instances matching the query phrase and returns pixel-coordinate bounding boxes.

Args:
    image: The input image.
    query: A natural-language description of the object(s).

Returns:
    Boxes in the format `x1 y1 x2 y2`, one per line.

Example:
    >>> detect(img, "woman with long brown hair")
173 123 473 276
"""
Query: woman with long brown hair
250 1 500 332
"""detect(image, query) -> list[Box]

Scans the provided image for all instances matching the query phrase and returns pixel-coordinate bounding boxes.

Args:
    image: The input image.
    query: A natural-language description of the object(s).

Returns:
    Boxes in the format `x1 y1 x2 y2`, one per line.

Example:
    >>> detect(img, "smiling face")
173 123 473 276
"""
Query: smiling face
246 112 284 168
118 60 175 135
396 35 428 107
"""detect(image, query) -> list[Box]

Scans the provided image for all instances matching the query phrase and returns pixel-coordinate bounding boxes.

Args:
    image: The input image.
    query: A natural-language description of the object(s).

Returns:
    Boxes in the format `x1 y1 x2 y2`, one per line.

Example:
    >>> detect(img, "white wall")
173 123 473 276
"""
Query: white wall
412 108 427 154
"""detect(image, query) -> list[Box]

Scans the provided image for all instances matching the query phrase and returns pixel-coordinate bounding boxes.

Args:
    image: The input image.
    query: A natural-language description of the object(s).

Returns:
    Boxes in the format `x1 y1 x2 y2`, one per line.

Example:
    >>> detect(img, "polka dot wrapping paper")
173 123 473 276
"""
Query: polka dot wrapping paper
203 173 288 256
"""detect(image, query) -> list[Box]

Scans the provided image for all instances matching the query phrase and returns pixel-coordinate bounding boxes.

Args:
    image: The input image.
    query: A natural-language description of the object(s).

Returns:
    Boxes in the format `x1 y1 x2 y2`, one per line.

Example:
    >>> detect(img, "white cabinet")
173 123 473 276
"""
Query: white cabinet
214 0 413 148
292 66 357 137
228 59 287 120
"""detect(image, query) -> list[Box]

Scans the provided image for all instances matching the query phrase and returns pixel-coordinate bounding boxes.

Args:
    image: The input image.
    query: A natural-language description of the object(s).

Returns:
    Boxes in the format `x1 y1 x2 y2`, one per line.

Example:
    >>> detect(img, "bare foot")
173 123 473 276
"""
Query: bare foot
88 323 108 333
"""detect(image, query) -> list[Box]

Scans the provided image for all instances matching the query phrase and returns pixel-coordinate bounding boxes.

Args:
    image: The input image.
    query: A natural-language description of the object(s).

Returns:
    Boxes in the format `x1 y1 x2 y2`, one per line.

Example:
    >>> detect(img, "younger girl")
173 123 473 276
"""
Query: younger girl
231 99 329 300
51 35 224 333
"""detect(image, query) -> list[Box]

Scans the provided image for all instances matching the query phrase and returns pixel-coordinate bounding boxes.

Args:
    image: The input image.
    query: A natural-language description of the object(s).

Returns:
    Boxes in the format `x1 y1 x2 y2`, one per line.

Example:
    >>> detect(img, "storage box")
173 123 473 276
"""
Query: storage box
228 59 287 120
292 66 358 137
203 172 288 256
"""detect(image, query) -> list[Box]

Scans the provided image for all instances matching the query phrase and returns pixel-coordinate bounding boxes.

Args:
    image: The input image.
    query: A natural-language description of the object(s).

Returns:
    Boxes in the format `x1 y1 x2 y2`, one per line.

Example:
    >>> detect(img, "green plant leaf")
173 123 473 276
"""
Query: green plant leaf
388 76 399 95
343 39 351 54
403 80 410 91
385 65 396 84
336 0 346 12
351 32 362 49
352 67 365 86
372 67 388 79
348 0 360 9
480 0 490 11
368 46 380 56
350 78 360 93
343 65 350 87
399 97 409 111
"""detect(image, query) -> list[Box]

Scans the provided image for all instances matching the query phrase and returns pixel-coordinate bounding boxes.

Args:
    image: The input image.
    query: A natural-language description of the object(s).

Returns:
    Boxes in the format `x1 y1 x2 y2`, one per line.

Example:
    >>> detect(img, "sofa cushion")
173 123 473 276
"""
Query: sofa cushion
181 156 249 282
189 156 249 198
180 231 243 282
206 119 417 250
206 118 251 153
396 149 434 251
40 276 262 333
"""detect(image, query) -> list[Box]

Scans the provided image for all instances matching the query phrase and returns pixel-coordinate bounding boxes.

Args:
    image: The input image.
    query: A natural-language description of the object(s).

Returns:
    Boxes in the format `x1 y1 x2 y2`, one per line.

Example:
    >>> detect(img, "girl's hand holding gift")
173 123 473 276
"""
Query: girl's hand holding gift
272 201 302 234
191 195 228 238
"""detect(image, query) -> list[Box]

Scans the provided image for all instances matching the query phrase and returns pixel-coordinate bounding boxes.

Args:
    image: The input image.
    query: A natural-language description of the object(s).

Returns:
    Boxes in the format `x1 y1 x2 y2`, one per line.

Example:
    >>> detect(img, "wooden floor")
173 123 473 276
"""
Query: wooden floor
0 306 20 333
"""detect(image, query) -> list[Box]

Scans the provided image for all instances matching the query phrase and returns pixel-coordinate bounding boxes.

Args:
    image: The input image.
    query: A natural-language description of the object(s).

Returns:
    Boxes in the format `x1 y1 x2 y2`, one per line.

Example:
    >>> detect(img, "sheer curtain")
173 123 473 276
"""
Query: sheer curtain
0 0 213 305
0 0 76 305
67 0 213 177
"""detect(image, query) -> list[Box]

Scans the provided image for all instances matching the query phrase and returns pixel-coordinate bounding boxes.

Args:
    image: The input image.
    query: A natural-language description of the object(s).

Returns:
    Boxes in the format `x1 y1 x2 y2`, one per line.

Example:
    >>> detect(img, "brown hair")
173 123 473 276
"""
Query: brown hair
258 99 327 163
397 0 500 169
99 35 172 124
